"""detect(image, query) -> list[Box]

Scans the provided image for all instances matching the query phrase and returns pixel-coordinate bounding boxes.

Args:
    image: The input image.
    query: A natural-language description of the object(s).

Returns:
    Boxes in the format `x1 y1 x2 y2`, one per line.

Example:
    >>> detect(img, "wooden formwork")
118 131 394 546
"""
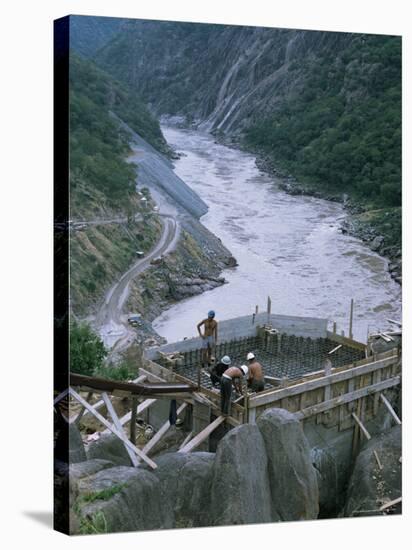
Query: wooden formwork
247 348 401 430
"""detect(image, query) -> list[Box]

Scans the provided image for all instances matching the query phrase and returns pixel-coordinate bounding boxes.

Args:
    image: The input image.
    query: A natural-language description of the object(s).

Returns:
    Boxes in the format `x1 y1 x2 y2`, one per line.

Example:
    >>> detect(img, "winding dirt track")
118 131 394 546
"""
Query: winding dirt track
95 214 179 349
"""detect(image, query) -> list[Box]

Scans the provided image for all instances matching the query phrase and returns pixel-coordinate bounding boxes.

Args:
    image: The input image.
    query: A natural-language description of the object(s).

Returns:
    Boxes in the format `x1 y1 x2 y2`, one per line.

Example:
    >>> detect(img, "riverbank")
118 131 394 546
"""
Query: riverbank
213 131 402 287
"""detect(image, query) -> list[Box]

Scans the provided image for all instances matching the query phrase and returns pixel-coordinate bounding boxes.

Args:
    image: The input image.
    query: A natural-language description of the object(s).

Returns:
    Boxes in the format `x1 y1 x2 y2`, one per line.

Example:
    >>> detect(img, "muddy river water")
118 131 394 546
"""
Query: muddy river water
153 126 401 343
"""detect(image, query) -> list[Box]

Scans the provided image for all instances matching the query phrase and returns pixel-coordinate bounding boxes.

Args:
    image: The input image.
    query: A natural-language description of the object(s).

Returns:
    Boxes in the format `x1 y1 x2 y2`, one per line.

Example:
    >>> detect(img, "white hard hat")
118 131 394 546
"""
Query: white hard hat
221 355 231 365
247 352 255 361
240 365 249 376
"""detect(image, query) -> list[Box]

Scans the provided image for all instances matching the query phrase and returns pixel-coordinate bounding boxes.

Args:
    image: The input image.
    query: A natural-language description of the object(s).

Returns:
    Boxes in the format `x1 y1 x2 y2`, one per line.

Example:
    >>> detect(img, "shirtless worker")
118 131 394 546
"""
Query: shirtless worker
220 365 248 416
197 310 218 367
246 352 265 392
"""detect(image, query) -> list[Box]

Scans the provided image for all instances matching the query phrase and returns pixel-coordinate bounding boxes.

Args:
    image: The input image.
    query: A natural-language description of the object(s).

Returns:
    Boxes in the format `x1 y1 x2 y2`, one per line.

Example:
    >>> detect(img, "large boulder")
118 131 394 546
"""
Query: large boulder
75 466 174 533
210 424 273 525
257 408 319 520
69 423 86 463
85 434 132 466
154 451 215 528
344 425 402 517
69 459 114 499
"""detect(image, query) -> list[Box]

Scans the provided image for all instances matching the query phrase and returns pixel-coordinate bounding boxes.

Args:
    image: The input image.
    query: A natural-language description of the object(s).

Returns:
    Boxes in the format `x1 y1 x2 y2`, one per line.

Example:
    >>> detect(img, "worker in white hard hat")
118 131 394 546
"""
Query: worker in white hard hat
246 352 265 393
220 364 248 416
210 355 231 388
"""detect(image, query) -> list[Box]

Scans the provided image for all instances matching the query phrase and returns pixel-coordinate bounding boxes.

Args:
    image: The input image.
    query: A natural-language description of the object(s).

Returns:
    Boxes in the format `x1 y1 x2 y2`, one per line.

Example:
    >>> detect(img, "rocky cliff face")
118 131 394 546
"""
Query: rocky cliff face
96 23 354 133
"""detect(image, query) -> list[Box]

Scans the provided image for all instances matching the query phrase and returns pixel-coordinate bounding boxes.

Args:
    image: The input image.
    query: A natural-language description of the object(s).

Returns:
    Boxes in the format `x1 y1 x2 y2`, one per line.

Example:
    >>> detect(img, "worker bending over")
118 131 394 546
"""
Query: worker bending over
220 365 248 416
210 355 231 387
197 310 218 367
246 352 265 392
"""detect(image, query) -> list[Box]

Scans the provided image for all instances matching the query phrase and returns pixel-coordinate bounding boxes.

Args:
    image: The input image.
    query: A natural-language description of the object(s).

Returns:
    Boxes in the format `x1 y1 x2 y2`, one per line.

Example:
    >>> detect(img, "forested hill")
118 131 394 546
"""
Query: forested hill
94 22 401 209
69 53 165 313
70 15 126 57
69 53 169 217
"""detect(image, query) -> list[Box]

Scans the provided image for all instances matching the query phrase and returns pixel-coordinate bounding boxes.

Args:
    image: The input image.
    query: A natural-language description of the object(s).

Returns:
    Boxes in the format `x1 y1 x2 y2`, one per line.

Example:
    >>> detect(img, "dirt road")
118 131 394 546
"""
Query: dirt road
95 214 179 349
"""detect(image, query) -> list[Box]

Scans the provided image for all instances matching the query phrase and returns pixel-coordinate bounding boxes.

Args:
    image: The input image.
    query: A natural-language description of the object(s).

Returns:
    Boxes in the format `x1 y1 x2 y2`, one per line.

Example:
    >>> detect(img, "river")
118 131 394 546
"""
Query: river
153 126 401 343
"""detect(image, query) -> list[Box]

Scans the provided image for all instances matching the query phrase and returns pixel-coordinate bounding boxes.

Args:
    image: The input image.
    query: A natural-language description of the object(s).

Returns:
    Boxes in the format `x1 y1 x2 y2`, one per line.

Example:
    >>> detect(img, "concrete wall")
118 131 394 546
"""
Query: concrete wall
146 313 328 360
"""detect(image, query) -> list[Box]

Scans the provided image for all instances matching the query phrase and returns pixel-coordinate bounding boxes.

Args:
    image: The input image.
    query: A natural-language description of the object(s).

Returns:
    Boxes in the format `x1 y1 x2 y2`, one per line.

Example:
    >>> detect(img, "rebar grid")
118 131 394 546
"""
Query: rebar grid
165 335 365 390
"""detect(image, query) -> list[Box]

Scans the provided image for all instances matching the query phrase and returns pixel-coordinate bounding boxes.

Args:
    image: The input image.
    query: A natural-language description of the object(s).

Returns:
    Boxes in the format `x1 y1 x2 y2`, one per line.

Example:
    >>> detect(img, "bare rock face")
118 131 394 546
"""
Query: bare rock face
154 452 215 528
343 425 401 517
210 424 273 525
257 408 319 520
76 466 174 533
69 459 114 499
85 434 132 466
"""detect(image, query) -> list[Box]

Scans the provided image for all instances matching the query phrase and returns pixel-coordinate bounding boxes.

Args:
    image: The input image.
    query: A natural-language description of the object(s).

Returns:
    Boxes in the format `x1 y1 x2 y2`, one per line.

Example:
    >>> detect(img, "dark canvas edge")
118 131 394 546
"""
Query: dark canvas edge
53 14 70 536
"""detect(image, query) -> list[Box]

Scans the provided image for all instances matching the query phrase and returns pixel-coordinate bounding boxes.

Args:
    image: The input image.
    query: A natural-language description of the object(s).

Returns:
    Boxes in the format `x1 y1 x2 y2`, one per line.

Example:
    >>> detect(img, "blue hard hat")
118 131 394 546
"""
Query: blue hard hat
208 310 215 318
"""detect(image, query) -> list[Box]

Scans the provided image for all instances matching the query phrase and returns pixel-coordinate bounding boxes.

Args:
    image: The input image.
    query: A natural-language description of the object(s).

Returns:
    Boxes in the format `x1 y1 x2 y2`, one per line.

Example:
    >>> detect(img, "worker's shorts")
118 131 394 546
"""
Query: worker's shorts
202 335 215 349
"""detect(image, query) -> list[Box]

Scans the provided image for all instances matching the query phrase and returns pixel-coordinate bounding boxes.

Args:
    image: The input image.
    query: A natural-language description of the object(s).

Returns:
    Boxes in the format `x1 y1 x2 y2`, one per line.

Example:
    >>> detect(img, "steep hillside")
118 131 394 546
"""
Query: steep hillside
96 23 401 209
69 53 234 321
69 54 165 314
70 15 126 57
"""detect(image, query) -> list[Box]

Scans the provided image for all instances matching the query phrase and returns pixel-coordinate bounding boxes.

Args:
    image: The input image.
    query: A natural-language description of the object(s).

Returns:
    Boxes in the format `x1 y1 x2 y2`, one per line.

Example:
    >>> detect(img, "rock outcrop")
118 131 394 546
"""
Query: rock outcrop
154 452 215 528
210 424 273 525
85 434 132 466
77 466 174 533
257 408 319 520
71 408 322 532
343 425 402 517
69 423 87 464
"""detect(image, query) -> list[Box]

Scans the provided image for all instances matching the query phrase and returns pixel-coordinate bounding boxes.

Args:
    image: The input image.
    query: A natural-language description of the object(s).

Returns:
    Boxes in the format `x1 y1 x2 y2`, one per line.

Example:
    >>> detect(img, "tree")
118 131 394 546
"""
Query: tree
70 320 107 376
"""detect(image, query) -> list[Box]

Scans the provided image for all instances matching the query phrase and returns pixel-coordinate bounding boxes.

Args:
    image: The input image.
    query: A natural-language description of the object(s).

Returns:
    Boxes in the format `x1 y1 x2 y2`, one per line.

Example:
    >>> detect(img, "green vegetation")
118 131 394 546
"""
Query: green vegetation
70 218 160 315
70 53 168 215
69 54 164 314
94 363 135 381
245 35 401 208
78 512 108 535
69 321 138 379
70 320 107 376
80 483 127 505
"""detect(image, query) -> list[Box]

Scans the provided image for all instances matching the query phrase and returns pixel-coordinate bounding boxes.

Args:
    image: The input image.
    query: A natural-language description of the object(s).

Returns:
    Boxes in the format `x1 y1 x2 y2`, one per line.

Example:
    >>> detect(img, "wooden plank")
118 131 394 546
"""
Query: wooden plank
328 344 342 355
72 391 93 425
380 394 402 425
372 370 382 415
349 298 354 340
130 397 138 445
379 497 402 511
295 376 400 420
351 412 371 440
69 388 157 469
54 388 69 406
192 392 241 427
249 356 398 408
326 330 366 350
102 398 157 434
374 450 383 470
82 375 147 418
179 416 226 453
70 372 193 396
387 318 402 327
102 392 138 467
138 367 169 383
141 402 188 456
248 407 257 424
178 431 194 450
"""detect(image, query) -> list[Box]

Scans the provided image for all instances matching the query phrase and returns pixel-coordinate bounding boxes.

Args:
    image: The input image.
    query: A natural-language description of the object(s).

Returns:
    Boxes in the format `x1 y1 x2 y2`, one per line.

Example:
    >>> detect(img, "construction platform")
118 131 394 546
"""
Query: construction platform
160 333 366 391
63 313 401 468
